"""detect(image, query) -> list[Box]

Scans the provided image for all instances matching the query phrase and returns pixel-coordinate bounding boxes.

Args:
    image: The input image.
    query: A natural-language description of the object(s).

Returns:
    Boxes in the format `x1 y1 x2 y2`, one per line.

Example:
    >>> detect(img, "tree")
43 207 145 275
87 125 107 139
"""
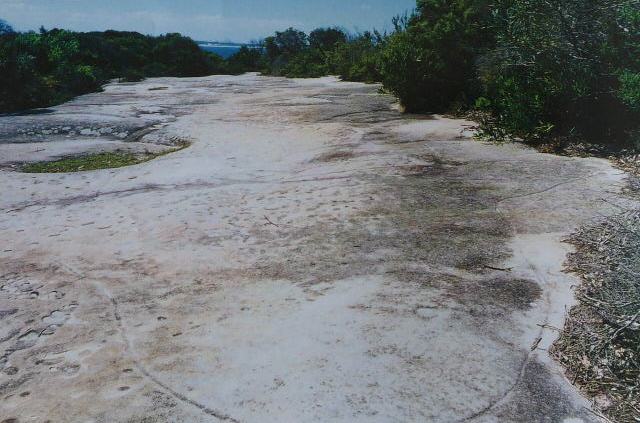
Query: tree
309 28 347 55
263 36 280 62
479 0 640 143
261 28 309 76
273 28 308 58
227 46 263 74
327 31 383 82
379 0 493 112
0 29 223 113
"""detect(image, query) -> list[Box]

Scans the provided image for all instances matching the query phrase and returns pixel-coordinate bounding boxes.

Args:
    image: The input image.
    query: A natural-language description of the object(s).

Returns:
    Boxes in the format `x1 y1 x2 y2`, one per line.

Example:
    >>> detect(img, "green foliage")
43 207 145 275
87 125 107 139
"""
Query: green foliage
328 32 383 82
478 0 640 145
260 28 309 75
380 0 493 112
272 28 308 58
619 71 640 110
21 151 143 173
226 46 263 74
309 28 347 53
118 68 146 83
260 27 384 82
0 28 226 113
149 33 214 77
374 0 640 146
22 144 189 173
281 49 328 78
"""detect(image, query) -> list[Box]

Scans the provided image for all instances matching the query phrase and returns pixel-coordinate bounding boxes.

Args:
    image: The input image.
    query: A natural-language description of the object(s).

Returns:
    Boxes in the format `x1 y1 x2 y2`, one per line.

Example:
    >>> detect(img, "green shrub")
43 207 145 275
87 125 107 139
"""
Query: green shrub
261 27 383 82
309 28 347 53
281 49 328 78
67 64 100 93
619 71 640 110
0 28 225 113
379 0 492 112
478 0 640 145
329 32 383 82
119 69 145 83
226 46 263 74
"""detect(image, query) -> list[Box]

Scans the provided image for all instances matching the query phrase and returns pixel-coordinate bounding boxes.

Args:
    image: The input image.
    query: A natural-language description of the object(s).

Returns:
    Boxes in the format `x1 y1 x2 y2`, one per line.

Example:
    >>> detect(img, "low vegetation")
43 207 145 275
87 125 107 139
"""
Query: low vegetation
259 27 384 83
22 152 142 173
21 147 186 173
0 24 227 113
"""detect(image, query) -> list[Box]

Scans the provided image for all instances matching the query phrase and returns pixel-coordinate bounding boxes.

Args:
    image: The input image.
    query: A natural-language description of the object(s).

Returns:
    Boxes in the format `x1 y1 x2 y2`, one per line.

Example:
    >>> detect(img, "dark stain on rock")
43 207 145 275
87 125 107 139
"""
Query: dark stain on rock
0 373 33 397
445 277 542 311
492 359 592 422
313 150 356 162
3 367 19 376
0 309 18 319
399 155 466 177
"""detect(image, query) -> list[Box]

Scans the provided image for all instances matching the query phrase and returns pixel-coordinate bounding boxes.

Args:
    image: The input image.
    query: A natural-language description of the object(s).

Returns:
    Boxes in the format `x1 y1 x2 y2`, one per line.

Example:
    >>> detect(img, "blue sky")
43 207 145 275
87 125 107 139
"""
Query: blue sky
1 0 416 42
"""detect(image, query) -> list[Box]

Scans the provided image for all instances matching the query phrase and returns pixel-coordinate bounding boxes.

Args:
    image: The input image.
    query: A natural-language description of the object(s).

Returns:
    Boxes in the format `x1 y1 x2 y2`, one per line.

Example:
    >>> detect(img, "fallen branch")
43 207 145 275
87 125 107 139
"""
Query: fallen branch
482 265 513 272
530 336 542 351
263 216 280 227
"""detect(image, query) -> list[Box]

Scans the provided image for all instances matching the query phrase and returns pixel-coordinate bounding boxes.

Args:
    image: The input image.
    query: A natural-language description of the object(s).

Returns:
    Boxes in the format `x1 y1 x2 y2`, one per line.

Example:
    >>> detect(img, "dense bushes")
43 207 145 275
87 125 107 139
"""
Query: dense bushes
393 0 640 146
259 27 384 83
477 0 640 146
226 46 263 75
255 0 640 147
0 28 226 113
379 1 493 112
327 32 384 83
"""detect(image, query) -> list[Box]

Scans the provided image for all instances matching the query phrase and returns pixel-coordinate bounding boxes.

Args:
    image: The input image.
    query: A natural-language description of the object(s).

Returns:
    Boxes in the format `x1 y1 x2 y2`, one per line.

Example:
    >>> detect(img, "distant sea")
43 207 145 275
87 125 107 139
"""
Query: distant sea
197 42 259 59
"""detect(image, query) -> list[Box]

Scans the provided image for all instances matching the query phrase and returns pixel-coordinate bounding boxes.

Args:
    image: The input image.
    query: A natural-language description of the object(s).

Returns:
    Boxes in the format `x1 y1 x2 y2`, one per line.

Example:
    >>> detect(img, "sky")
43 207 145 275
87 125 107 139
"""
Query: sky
0 0 416 43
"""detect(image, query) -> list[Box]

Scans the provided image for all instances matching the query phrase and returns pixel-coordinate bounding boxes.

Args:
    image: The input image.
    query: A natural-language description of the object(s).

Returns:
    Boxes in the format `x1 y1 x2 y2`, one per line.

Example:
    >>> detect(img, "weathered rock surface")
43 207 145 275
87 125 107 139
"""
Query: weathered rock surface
0 74 629 422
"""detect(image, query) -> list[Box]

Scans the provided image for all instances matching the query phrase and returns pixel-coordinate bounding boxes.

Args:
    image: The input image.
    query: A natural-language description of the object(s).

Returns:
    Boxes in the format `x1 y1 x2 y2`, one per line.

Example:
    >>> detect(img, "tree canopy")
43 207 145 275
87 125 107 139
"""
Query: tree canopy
0 28 227 112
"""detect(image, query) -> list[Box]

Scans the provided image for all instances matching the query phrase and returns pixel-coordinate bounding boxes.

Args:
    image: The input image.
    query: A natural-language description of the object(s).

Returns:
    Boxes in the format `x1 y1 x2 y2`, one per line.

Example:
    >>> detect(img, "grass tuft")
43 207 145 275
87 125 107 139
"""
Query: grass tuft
21 144 188 173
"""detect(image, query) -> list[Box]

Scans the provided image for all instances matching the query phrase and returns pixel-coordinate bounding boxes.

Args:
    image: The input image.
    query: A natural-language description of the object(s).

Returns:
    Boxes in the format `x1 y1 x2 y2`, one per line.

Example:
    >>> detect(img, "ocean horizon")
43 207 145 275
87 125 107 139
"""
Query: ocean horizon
197 42 260 59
